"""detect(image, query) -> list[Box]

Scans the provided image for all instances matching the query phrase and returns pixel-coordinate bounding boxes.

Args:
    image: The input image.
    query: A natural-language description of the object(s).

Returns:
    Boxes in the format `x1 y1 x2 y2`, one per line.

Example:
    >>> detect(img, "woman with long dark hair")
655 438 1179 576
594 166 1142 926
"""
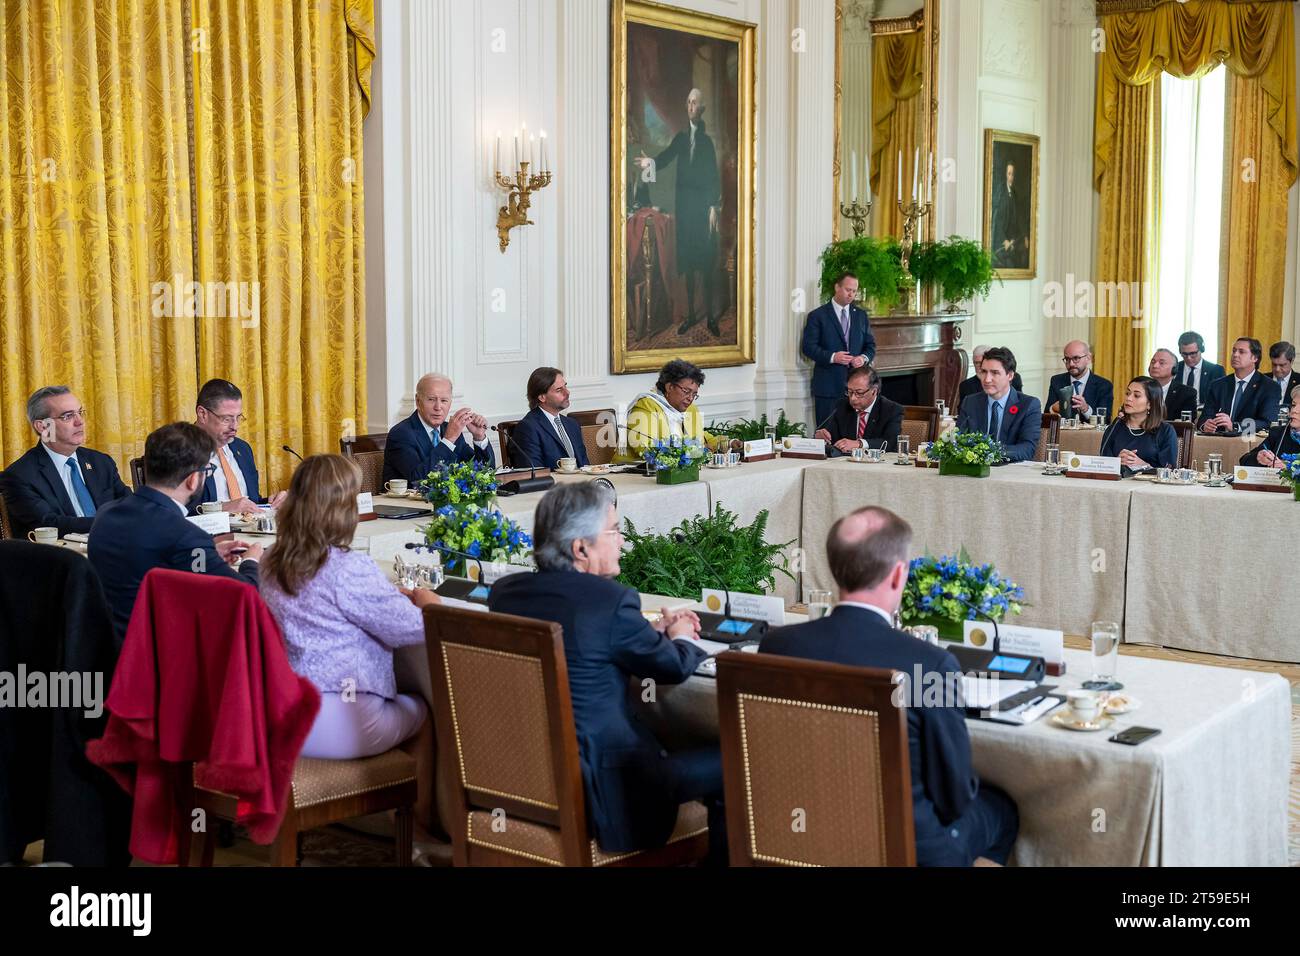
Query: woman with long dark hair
1100 376 1178 471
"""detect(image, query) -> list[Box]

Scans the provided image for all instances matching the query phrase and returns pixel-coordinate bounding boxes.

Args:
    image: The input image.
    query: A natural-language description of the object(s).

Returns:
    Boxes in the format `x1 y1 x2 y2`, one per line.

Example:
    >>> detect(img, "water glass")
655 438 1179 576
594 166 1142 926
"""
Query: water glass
1206 453 1224 484
806 588 832 620
895 435 911 464
912 624 940 646
1095 407 1108 427
1086 620 1122 691
765 425 779 454
1180 410 1193 422
1045 443 1061 474
395 555 420 590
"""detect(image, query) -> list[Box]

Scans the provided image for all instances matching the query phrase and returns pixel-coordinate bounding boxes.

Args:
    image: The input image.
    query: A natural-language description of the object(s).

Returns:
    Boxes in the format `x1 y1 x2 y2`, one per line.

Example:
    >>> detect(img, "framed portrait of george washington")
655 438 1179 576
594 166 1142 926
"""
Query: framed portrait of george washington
611 0 756 373
982 129 1039 280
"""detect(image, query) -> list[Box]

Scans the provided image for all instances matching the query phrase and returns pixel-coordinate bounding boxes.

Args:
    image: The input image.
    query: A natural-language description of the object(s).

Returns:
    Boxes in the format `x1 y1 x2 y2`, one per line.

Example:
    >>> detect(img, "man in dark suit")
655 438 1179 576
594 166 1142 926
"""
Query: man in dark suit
1148 348 1198 423
1 386 130 541
382 373 496 485
189 378 285 514
1239 401 1300 468
1199 337 1281 436
510 367 590 469
1266 341 1299 409
1176 330 1226 404
634 88 722 335
958 345 1022 402
760 506 1018 866
801 271 877 427
814 365 904 455
956 346 1043 462
990 161 1030 270
487 482 725 861
1046 340 1114 422
88 423 262 639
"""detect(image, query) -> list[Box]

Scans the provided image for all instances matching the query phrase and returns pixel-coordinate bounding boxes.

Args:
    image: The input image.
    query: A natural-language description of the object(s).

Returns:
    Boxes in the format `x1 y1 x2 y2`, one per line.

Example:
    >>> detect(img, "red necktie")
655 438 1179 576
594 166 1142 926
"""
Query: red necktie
857 411 867 440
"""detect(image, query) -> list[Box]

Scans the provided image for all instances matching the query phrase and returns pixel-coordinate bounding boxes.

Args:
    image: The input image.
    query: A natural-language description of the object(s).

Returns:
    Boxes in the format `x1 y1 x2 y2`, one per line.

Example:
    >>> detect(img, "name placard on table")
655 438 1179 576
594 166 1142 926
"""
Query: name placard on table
1065 454 1121 480
1233 465 1290 493
701 588 785 626
780 436 827 460
961 620 1066 673
356 491 377 521
742 438 775 462
187 512 232 536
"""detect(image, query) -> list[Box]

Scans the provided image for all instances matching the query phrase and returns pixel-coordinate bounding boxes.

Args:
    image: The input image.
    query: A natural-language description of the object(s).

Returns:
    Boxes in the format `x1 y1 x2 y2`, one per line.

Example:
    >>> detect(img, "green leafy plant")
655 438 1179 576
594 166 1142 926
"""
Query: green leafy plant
926 429 1003 466
901 547 1025 627
617 505 795 599
417 459 498 509
818 235 903 311
421 504 531 575
642 437 708 472
926 235 997 309
706 409 807 443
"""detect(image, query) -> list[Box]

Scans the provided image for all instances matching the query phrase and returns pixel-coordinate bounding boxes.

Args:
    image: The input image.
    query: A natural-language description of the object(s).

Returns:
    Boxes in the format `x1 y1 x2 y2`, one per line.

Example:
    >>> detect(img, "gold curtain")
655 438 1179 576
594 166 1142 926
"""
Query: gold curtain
192 0 372 495
0 0 195 473
1093 0 1296 383
870 30 923 239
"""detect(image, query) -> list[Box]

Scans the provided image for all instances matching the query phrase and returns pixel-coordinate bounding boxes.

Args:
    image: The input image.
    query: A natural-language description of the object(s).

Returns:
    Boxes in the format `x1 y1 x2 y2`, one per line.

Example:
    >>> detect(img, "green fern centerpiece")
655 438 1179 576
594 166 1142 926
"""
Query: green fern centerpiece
706 409 807 443
926 429 1002 477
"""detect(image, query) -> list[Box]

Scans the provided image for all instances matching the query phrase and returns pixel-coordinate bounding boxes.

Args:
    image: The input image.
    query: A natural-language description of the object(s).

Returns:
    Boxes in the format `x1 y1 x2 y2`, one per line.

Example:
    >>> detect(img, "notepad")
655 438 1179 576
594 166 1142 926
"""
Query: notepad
961 676 1037 710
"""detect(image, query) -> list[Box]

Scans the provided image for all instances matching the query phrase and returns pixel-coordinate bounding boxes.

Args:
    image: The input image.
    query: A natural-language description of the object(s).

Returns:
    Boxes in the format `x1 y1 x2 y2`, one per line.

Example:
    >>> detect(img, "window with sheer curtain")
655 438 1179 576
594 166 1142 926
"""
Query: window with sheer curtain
1152 67 1226 363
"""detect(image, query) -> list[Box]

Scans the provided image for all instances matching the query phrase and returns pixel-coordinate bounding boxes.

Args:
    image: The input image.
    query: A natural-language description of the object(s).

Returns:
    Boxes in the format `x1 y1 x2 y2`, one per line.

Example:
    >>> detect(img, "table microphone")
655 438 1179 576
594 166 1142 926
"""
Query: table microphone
671 531 766 643
674 531 733 623
282 444 304 462
490 425 555 494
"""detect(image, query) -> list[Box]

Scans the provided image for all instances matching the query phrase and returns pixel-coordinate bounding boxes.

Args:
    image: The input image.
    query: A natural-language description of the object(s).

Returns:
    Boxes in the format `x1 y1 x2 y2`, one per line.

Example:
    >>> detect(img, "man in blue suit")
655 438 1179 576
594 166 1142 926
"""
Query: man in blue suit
1199 337 1281 436
189 378 286 514
1176 330 1226 404
510 367 589 469
802 271 877 427
1 386 130 541
761 506 1018 866
488 482 725 861
1045 340 1113 422
382 373 496 485
88 423 263 639
956 346 1043 462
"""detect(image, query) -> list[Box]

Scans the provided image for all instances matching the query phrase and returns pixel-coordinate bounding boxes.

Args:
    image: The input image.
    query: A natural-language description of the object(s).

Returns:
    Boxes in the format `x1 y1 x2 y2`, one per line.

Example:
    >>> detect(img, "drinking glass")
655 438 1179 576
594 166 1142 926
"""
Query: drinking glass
1180 410 1193 423
896 435 911 464
1084 620 1123 691
1207 453 1224 484
806 589 832 620
912 624 940 646
1045 443 1061 474
766 425 779 456
395 555 420 590
1096 407 1108 427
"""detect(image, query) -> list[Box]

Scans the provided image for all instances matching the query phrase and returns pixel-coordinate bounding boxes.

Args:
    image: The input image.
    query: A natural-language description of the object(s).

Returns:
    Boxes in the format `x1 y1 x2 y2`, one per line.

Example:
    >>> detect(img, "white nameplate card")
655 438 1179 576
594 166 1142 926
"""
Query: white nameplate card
742 438 774 460
474 561 534 584
1065 454 1121 477
962 620 1064 668
701 588 786 627
356 492 374 515
781 436 828 459
187 512 232 536
1233 465 1286 488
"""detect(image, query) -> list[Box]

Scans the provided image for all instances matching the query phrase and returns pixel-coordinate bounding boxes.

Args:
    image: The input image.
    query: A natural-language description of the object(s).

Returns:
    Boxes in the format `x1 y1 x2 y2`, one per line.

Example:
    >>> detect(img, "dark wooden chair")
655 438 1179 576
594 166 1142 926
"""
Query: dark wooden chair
569 408 618 466
496 419 522 469
128 457 146 492
1034 412 1061 462
1170 420 1195 470
422 603 710 867
901 405 939 448
0 473 11 539
716 652 915 867
340 435 389 494
338 432 388 454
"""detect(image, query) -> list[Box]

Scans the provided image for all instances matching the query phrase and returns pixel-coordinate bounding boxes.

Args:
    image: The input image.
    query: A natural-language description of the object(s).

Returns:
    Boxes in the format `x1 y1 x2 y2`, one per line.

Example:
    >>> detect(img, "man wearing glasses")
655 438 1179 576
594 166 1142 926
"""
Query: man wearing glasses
1174 331 1225 405
813 365 903 455
1045 340 1113 423
190 378 286 514
0 385 130 541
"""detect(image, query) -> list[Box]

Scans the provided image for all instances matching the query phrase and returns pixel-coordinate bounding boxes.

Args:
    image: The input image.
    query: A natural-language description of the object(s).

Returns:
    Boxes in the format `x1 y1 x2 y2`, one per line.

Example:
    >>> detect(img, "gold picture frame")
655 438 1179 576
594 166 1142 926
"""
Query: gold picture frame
610 0 756 374
983 129 1039 280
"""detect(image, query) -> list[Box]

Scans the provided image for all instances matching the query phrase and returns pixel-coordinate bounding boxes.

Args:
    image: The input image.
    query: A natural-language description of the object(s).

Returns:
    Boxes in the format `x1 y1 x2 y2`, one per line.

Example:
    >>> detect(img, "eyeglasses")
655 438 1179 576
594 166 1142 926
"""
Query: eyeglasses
203 408 246 426
195 463 218 478
49 408 86 423
1062 354 1089 365
1179 349 1200 358
668 382 699 400
845 388 876 399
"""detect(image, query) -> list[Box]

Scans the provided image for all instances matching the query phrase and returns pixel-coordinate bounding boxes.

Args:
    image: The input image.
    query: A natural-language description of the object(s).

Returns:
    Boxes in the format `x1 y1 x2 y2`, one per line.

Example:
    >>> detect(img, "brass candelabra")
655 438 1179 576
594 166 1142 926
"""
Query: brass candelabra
494 161 553 253
839 197 872 237
895 198 932 314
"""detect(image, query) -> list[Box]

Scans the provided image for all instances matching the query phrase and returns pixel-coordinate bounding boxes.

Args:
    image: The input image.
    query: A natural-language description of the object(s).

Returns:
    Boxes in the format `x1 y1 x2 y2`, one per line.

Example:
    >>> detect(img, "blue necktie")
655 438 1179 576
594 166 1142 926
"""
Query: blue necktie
1229 380 1247 421
989 401 1002 439
67 457 96 517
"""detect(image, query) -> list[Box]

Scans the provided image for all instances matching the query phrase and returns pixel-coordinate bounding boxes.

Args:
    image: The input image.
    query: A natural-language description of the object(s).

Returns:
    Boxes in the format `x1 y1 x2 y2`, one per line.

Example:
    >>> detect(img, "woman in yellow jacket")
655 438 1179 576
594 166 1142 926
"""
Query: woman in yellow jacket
619 358 716 462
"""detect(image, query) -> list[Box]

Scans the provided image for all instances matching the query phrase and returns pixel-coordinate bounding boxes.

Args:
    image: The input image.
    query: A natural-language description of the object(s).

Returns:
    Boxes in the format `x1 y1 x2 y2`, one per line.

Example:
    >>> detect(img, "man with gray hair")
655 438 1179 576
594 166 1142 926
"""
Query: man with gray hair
1 386 130 540
1147 348 1197 423
488 482 727 862
382 372 495 484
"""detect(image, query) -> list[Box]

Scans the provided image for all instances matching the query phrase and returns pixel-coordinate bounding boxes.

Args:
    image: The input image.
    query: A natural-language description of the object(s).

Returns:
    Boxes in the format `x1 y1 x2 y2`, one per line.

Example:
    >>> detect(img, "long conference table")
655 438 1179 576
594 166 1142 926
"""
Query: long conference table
351 452 1298 663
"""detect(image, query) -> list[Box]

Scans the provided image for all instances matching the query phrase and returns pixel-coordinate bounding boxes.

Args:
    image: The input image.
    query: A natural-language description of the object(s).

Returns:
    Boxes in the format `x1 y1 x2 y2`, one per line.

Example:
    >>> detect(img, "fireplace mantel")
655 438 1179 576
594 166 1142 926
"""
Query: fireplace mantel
869 311 971 409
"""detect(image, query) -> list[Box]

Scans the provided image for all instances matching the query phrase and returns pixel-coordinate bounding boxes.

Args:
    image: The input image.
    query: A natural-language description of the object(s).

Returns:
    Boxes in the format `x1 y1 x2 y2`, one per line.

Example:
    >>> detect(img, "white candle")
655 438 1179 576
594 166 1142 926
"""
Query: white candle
897 150 903 202
912 147 919 201
495 131 501 175
851 150 858 201
927 152 934 202
540 130 548 173
514 128 520 169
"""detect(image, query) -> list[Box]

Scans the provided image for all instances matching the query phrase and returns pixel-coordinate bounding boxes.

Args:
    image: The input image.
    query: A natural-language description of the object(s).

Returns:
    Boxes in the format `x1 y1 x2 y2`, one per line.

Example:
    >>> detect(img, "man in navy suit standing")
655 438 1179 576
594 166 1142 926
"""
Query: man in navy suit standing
190 378 286 514
382 373 496 485
1199 337 1282 436
488 482 725 861
89 422 263 639
956 346 1042 462
0 386 130 541
802 271 877 427
510 367 590 470
761 506 1018 866
1045 340 1113 422
1175 330 1226 405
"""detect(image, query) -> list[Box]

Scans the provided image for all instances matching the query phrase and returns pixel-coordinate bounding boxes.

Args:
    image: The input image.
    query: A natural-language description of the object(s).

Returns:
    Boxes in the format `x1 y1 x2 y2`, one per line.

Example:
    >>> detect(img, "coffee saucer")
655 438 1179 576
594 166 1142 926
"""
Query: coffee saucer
1104 694 1140 715
1050 711 1115 732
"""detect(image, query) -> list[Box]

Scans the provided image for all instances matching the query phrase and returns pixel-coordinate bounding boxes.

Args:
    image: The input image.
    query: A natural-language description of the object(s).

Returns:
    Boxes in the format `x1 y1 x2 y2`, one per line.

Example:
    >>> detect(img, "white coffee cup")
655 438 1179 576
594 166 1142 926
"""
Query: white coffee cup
1066 689 1102 723
557 457 578 472
27 527 58 544
199 502 223 514
385 479 408 495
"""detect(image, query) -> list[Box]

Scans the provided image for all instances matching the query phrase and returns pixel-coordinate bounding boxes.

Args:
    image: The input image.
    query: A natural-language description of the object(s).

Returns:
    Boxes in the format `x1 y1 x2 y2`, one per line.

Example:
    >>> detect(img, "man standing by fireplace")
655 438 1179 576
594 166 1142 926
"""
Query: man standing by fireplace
802 270 876 427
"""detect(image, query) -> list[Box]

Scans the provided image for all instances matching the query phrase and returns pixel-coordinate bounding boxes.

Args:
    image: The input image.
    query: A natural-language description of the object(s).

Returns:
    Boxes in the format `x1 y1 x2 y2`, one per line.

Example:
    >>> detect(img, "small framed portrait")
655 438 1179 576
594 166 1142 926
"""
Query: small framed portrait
982 129 1039 280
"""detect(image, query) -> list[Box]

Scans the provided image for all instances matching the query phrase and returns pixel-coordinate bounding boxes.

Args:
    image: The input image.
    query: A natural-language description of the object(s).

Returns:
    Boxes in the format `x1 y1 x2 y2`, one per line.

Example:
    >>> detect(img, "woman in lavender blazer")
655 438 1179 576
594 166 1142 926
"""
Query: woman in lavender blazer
260 454 438 760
